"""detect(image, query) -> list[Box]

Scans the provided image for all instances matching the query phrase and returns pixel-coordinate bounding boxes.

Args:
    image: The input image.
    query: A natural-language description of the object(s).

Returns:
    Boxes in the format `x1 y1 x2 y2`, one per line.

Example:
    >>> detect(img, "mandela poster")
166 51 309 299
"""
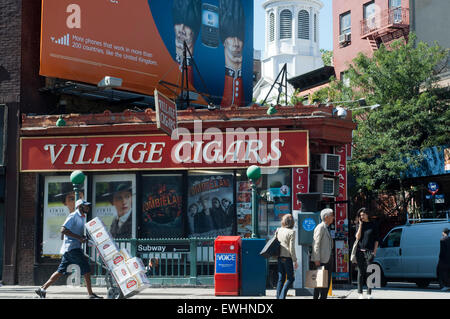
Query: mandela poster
141 175 183 238
188 174 234 237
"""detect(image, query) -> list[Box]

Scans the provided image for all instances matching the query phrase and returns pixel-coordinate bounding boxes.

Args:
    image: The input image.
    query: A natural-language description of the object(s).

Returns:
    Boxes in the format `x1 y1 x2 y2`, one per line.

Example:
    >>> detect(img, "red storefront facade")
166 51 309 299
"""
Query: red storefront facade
13 105 355 285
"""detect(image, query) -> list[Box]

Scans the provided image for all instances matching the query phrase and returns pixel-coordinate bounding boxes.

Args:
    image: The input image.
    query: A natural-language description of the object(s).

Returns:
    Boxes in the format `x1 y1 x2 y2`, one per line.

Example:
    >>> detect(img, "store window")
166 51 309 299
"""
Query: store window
92 174 136 239
140 174 183 238
42 176 87 256
236 168 292 239
187 171 234 238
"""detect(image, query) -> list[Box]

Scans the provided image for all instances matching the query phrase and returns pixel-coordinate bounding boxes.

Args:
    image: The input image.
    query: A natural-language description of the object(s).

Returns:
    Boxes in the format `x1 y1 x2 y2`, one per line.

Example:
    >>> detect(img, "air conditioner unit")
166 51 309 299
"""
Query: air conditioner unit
310 174 339 197
345 33 351 42
310 153 340 173
338 34 346 44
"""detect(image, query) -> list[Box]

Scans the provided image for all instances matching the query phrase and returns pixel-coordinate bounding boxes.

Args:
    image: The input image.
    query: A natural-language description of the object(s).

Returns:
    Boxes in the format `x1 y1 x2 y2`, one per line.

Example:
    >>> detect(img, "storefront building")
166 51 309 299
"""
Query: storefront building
15 104 355 285
405 146 450 219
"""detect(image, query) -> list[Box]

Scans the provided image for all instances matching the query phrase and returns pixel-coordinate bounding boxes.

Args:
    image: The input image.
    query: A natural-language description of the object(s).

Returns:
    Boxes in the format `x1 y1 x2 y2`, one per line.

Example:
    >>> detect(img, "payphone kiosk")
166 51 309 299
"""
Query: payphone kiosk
293 193 322 295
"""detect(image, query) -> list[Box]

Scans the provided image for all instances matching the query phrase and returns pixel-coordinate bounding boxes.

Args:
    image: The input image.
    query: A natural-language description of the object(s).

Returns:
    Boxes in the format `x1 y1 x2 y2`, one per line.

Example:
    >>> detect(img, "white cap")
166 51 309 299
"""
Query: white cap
75 199 91 208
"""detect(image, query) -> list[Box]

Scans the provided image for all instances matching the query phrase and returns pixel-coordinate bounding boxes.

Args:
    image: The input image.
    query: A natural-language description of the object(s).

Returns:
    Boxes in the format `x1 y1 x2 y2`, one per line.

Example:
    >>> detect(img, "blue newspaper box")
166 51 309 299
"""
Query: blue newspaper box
240 238 267 296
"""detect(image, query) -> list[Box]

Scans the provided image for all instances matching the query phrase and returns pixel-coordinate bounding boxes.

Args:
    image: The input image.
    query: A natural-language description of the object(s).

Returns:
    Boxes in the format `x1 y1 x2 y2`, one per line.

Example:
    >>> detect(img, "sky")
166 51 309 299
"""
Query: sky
253 0 333 53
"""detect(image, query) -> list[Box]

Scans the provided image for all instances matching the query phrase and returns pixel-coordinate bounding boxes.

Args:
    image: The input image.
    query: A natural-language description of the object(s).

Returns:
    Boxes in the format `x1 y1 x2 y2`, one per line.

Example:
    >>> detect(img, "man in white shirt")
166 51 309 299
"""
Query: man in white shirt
35 199 102 299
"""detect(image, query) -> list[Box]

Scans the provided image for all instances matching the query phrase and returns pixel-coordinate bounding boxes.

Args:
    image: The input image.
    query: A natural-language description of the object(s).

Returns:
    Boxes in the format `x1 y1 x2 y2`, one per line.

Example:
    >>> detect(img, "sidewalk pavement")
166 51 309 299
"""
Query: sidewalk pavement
0 283 450 299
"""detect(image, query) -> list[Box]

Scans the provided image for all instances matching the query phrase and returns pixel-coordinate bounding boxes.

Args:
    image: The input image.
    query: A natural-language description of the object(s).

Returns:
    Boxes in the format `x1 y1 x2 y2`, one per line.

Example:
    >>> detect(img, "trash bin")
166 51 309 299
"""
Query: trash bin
214 236 241 296
241 238 266 296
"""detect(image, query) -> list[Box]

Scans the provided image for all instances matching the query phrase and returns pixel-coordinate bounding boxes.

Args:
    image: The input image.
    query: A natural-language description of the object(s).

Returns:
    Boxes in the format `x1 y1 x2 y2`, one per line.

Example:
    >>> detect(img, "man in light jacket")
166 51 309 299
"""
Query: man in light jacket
311 208 334 299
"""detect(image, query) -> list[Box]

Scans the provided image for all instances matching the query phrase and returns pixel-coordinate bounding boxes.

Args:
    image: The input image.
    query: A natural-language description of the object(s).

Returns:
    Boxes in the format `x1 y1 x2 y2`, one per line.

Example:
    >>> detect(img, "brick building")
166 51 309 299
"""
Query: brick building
333 0 410 81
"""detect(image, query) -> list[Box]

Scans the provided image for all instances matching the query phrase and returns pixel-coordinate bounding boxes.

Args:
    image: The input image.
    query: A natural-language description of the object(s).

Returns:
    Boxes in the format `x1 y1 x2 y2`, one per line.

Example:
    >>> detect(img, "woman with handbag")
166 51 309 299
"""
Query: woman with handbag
355 207 380 299
275 214 298 299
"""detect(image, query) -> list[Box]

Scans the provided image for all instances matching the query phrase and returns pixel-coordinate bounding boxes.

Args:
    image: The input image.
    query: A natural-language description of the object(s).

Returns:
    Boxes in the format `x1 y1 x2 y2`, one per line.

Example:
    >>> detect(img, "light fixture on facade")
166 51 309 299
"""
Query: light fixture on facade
267 105 277 115
56 115 66 127
97 76 123 89
333 103 380 119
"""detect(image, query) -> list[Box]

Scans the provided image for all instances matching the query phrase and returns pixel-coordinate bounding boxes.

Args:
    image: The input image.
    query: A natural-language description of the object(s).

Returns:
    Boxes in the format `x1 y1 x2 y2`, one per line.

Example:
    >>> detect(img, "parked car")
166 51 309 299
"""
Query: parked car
373 219 450 288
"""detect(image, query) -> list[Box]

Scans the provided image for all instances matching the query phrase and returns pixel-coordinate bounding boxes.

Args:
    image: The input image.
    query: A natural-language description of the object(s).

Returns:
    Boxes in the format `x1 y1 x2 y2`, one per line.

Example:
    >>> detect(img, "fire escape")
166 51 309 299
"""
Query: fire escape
361 7 410 52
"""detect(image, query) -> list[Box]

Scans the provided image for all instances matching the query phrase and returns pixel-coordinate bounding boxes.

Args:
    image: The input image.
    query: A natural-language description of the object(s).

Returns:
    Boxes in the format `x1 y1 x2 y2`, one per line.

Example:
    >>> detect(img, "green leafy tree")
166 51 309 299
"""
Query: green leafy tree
347 34 449 194
320 49 333 66
313 34 449 220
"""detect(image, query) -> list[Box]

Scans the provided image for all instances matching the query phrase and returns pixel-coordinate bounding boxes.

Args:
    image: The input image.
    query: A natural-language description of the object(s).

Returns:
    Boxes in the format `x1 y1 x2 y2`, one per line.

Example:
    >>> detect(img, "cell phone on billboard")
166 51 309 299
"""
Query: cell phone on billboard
201 3 219 48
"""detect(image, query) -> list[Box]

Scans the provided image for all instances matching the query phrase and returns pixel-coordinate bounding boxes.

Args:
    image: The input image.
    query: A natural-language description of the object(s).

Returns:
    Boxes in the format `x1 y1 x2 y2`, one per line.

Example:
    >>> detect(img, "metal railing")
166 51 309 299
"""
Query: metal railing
407 211 450 225
361 7 409 37
86 237 216 286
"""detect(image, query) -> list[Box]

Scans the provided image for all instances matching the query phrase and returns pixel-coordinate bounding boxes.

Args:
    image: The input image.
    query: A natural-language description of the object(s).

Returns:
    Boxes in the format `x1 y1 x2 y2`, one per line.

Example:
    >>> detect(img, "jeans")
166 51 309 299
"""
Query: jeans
437 262 450 288
276 257 295 299
356 249 374 294
313 259 333 299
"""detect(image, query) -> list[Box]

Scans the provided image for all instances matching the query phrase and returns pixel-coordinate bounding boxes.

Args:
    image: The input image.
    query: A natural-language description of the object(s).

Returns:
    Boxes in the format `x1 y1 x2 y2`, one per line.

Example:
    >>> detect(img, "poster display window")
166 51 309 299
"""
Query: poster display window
236 169 292 239
141 174 183 238
187 172 234 238
236 180 252 238
42 176 87 256
92 174 136 239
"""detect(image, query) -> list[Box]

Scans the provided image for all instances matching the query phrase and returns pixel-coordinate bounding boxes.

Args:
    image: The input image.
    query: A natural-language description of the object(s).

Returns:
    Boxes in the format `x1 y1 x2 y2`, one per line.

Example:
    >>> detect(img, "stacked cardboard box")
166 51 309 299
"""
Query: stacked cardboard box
85 217 150 297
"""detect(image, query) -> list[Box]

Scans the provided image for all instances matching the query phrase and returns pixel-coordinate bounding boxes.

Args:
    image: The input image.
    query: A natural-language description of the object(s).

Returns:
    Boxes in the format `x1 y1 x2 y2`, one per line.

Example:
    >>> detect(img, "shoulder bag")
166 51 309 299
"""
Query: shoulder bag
259 228 280 258
350 239 359 264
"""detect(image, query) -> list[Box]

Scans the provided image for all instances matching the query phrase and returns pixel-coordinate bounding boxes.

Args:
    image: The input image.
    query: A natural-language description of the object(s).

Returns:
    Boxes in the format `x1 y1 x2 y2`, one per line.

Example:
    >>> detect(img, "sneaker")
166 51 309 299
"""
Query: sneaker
366 294 373 299
358 293 364 299
88 293 103 299
35 287 46 299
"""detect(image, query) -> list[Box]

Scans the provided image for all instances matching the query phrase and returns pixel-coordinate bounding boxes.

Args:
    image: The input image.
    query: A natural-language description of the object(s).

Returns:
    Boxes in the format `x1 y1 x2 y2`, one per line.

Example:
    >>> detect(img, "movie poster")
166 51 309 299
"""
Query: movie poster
267 170 291 236
187 174 234 237
92 174 136 239
141 174 183 238
42 176 87 256
236 180 252 237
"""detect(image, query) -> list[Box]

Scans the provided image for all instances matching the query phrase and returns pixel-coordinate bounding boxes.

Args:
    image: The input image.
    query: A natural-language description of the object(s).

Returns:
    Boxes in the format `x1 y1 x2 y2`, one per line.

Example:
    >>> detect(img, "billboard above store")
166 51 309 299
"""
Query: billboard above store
40 0 254 107
20 130 309 172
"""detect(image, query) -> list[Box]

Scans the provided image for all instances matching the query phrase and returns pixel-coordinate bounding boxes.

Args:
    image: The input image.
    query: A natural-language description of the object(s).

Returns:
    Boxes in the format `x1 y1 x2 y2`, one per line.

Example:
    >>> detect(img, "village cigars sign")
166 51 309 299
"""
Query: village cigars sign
20 126 308 172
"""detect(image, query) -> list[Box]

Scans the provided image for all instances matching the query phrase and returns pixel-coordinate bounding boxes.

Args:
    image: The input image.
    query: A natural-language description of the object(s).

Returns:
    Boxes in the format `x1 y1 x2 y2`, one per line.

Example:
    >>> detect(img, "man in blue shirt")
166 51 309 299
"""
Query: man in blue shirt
35 199 102 299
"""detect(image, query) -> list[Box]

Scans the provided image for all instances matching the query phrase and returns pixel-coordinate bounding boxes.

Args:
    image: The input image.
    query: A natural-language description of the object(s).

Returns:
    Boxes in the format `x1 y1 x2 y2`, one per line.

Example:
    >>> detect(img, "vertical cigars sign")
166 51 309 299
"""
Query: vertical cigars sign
154 89 177 137
292 167 309 211
334 144 349 281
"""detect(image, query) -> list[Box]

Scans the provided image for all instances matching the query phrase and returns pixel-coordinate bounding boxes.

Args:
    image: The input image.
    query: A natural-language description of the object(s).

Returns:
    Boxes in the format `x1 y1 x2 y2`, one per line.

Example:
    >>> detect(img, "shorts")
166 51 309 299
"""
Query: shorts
57 248 91 276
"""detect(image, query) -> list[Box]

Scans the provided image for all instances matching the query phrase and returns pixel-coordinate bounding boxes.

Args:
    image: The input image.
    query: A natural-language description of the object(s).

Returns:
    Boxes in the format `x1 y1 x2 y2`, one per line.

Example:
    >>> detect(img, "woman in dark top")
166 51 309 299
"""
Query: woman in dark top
355 207 380 299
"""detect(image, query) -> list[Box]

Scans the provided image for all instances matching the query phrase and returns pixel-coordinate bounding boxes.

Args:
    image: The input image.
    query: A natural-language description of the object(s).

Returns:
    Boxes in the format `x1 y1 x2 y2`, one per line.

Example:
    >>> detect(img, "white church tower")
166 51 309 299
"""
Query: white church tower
253 0 324 105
